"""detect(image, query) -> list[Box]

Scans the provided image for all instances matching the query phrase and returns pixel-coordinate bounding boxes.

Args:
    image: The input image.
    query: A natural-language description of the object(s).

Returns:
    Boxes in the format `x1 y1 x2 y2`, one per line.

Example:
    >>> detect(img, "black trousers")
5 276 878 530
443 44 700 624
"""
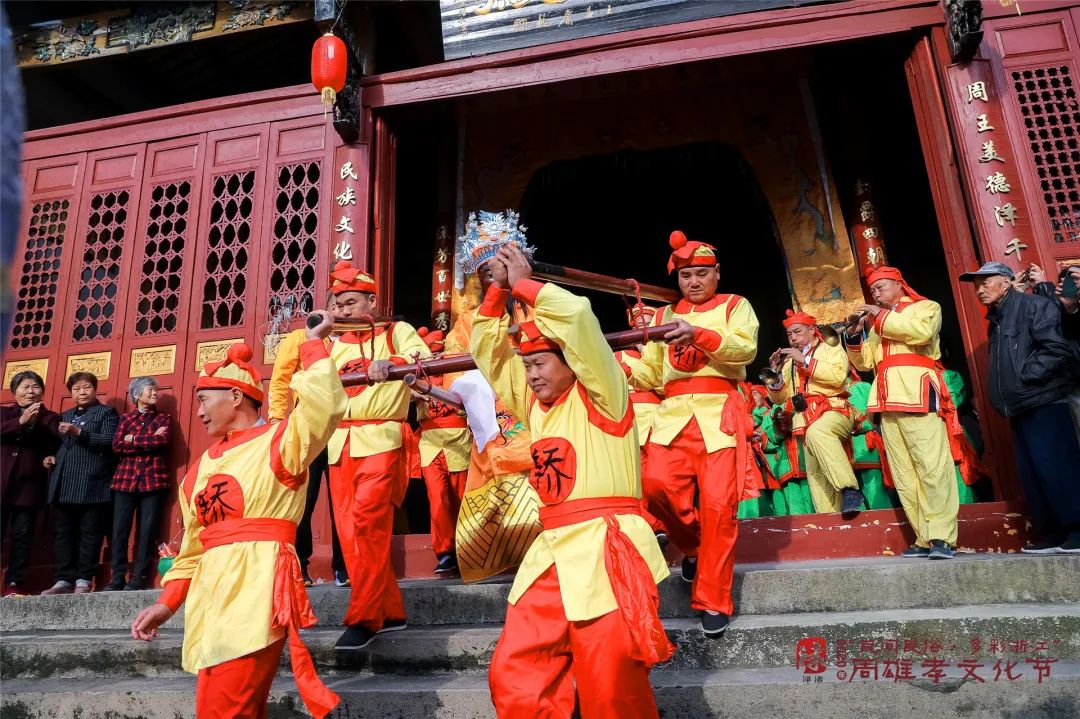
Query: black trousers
1 504 38 585
1012 401 1080 541
295 448 346 574
53 502 109 584
110 488 168 586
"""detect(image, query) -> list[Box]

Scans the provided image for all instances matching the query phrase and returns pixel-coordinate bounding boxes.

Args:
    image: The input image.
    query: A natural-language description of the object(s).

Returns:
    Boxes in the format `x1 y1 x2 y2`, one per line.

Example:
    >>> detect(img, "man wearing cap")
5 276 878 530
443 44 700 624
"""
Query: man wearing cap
325 260 431 650
130 317 347 719
846 266 960 559
959 261 1080 553
622 230 759 637
413 328 473 575
765 309 864 515
474 243 672 719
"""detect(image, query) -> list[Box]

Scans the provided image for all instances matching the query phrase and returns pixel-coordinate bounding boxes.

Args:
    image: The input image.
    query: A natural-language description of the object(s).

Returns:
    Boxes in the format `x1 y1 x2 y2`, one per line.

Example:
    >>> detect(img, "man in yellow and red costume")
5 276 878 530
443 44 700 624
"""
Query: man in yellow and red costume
622 230 759 636
413 327 473 574
474 243 672 718
766 309 864 514
324 260 431 649
130 317 346 719
845 265 960 559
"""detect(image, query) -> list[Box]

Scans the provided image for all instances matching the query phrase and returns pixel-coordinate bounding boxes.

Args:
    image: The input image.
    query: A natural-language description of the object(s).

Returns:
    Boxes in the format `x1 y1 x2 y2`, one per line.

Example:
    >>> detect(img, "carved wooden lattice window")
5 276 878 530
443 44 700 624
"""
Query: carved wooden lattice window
1011 64 1080 244
269 162 320 322
72 190 129 341
10 199 69 349
201 171 254 328
136 181 191 335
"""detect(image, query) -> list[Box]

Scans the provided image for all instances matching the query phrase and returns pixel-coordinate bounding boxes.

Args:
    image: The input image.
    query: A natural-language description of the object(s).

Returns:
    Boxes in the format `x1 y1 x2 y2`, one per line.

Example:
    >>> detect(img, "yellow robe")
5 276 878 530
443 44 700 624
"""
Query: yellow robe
624 294 759 452
327 322 430 463
766 339 852 432
472 279 668 621
846 297 944 413
161 339 347 672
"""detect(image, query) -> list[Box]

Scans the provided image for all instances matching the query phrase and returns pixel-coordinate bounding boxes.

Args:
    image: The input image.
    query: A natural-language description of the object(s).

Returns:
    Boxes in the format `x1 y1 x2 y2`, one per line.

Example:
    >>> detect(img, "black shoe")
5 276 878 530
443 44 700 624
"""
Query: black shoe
378 618 407 634
302 568 314 587
123 581 146 591
701 612 730 637
434 553 459 575
840 489 864 515
928 540 955 560
681 556 697 583
655 531 670 551
1021 538 1063 554
334 570 350 587
103 579 126 592
901 544 931 558
336 623 377 650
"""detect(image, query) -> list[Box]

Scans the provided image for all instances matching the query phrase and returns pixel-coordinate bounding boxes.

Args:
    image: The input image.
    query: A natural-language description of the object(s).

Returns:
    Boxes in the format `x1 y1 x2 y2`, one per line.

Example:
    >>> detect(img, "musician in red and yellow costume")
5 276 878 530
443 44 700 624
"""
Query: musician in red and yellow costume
845 265 959 559
622 230 759 637
324 261 431 650
765 309 865 515
413 328 473 575
473 243 672 719
130 320 346 719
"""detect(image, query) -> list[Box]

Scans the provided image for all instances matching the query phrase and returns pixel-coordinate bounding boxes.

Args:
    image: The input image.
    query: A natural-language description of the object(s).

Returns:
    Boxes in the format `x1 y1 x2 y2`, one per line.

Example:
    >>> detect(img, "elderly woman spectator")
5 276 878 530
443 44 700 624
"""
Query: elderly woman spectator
106 377 172 590
1 371 61 596
41 372 119 595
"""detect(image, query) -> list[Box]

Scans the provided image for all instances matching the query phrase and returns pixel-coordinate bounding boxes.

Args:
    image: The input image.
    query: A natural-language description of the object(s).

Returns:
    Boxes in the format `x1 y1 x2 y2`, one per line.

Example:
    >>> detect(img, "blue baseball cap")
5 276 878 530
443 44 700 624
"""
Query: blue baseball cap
959 262 1015 282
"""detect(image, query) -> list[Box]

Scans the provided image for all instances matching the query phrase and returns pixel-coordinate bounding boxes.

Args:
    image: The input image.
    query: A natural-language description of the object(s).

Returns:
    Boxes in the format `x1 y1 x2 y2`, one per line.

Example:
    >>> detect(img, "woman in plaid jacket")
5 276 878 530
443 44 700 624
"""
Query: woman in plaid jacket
107 377 172 590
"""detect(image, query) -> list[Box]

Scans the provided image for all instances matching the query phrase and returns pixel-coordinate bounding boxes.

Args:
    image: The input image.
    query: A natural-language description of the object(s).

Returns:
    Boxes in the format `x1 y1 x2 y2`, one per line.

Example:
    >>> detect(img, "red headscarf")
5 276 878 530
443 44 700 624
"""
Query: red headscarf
328 260 377 295
865 266 926 302
782 309 817 329
510 320 560 356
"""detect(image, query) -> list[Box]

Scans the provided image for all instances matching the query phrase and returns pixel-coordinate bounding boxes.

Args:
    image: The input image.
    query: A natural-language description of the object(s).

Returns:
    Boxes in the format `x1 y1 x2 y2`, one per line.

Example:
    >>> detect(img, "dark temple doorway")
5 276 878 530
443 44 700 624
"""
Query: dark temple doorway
519 142 791 360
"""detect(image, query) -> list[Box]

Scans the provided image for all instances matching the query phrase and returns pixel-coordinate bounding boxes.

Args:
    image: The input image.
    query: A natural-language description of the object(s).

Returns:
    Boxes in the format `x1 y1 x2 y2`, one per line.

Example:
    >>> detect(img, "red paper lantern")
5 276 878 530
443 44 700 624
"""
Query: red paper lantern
311 32 347 108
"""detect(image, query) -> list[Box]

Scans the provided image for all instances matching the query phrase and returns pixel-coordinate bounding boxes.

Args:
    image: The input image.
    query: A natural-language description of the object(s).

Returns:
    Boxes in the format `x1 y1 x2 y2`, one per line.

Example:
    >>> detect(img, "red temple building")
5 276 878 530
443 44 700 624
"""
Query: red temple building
4 0 1079 584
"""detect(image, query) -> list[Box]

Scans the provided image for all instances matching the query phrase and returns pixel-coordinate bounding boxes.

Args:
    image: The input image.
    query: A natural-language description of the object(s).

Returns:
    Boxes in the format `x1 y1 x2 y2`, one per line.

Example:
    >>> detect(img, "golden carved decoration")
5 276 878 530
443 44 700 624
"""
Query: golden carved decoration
65 352 111 381
3 358 50 389
194 339 242 372
263 334 281 365
130 345 177 377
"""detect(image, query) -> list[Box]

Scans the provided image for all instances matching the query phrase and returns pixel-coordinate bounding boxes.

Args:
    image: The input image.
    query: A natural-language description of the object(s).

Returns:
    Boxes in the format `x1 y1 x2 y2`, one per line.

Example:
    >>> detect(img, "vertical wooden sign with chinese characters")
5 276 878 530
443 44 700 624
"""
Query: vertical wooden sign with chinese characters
851 178 889 278
431 224 453 333
947 60 1037 272
330 144 369 273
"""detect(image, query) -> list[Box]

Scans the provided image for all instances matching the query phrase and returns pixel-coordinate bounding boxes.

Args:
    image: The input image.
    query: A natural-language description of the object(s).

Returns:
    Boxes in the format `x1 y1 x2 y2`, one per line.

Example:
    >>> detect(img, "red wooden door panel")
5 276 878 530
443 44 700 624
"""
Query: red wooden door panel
983 9 1080 269
179 124 271 464
54 145 148 412
251 117 334 379
4 153 88 409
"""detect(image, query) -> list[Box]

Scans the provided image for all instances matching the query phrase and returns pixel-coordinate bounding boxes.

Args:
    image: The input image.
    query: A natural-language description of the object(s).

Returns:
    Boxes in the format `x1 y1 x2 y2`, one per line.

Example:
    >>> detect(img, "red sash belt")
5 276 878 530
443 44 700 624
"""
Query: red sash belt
877 353 936 372
338 418 397 427
630 390 662 405
538 496 674 668
419 415 469 432
663 376 739 397
199 518 339 719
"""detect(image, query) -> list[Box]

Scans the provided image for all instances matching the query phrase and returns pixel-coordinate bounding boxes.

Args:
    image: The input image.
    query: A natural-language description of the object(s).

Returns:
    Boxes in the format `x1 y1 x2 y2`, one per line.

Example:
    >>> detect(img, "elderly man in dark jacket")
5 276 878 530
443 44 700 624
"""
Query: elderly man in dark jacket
41 372 119 594
1027 263 1080 431
960 262 1080 555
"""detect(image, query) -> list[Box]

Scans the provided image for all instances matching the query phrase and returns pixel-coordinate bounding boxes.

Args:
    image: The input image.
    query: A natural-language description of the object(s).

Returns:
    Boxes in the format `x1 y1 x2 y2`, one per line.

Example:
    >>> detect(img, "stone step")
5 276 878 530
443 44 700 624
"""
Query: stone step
3 663 1079 718
4 603 1077 680
3 554 1076 632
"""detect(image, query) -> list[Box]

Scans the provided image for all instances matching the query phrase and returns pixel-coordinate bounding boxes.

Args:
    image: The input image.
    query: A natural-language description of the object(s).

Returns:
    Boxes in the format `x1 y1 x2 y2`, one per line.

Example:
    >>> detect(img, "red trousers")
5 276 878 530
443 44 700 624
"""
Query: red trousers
195 638 284 719
489 565 658 719
642 417 738 615
421 451 467 557
329 443 405 629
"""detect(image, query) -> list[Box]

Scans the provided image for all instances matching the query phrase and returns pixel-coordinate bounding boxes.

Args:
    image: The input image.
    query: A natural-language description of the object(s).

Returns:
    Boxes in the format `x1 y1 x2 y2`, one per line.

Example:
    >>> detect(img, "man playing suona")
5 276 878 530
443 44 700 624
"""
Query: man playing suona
473 243 673 718
765 309 865 514
845 266 960 559
131 312 346 719
324 260 432 650
622 230 760 637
